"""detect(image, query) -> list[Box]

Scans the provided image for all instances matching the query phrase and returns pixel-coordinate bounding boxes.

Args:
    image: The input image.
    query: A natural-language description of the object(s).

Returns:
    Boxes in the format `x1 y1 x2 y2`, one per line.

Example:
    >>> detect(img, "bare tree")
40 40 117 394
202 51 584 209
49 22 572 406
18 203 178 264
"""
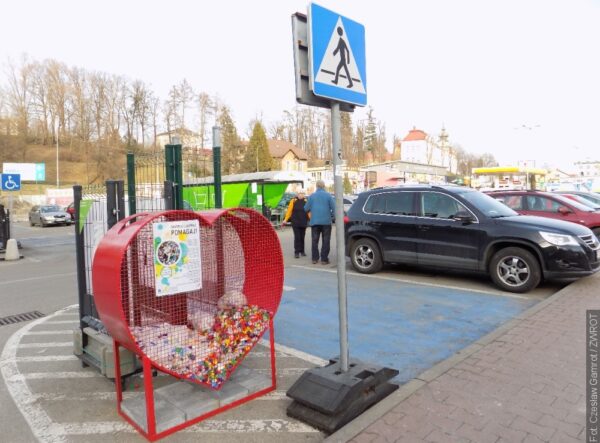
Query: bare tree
197 92 213 149
130 80 153 147
5 55 34 139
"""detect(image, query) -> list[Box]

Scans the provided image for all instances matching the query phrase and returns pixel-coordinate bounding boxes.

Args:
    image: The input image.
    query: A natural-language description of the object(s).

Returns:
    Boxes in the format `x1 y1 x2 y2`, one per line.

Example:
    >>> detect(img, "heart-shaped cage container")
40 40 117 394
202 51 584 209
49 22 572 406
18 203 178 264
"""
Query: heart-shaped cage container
92 209 283 389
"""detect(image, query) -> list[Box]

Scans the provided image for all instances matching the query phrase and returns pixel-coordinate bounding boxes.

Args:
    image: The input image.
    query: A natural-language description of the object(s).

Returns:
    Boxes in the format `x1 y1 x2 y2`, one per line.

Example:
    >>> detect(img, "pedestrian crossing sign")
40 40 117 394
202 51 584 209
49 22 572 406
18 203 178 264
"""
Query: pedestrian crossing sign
308 3 367 106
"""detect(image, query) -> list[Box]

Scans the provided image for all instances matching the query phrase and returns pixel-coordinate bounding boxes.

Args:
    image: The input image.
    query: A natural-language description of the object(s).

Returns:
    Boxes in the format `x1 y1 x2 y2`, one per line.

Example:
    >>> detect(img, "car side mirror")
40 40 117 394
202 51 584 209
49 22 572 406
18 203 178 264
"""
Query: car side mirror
558 206 571 215
454 211 475 224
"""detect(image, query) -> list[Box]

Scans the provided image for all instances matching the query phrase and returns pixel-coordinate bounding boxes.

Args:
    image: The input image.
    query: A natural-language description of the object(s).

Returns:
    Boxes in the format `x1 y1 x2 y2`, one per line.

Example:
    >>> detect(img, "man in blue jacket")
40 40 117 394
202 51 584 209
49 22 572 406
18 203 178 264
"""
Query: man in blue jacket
304 180 335 264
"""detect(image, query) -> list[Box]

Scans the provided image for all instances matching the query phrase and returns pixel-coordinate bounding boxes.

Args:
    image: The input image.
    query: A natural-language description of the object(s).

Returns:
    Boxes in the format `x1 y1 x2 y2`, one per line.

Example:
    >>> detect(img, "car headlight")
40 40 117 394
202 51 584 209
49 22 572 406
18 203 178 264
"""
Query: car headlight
539 231 578 246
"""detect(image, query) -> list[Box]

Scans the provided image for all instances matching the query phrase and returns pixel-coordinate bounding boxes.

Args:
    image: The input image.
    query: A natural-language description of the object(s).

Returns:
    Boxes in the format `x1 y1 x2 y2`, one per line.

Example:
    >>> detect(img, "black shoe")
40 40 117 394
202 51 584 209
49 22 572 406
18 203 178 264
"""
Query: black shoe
300 252 307 257
321 260 330 265
312 260 318 264
294 253 299 258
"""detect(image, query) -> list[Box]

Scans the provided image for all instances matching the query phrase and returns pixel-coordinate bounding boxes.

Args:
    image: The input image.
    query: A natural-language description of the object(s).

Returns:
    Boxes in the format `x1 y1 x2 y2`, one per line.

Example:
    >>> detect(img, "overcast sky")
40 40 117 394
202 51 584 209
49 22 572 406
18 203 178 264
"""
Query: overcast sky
1 0 598 168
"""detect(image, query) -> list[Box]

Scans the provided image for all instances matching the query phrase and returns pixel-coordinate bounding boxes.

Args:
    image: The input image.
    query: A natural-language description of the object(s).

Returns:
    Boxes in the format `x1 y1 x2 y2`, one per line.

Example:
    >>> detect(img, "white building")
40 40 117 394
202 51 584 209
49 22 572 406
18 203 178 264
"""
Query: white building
400 127 457 174
574 159 600 178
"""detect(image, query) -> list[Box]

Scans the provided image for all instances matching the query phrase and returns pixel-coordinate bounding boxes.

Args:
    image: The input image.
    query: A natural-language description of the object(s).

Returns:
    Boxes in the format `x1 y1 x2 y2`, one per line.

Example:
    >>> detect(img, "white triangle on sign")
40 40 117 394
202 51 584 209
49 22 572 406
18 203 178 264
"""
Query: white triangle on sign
315 17 365 94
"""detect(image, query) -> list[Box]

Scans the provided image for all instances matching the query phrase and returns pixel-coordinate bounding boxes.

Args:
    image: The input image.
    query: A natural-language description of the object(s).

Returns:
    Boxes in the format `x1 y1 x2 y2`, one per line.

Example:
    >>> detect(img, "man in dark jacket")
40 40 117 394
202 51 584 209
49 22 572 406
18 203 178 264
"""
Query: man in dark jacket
304 180 335 264
283 189 310 258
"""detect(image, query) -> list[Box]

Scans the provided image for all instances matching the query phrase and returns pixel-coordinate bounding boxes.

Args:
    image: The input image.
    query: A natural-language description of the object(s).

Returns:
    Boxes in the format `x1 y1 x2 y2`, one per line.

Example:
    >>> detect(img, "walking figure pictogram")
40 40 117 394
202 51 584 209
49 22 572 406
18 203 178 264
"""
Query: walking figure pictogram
331 27 353 88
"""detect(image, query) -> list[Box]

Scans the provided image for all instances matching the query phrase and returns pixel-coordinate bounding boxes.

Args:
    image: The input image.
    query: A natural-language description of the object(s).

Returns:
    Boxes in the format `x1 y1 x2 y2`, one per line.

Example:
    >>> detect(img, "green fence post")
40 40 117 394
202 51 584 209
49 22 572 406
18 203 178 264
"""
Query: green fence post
165 143 183 210
174 144 183 209
126 152 136 215
212 127 222 209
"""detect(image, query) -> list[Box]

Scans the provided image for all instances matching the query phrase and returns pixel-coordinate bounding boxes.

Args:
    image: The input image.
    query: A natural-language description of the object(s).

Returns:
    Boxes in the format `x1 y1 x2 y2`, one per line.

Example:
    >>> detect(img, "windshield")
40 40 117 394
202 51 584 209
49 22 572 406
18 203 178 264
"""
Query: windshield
553 194 595 212
41 206 61 213
567 195 600 209
459 190 518 218
576 193 600 205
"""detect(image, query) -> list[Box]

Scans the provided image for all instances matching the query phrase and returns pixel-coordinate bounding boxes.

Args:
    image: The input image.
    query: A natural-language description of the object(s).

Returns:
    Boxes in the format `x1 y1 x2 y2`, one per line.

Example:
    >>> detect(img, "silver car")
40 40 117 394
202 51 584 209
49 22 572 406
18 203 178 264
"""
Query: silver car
28 205 72 227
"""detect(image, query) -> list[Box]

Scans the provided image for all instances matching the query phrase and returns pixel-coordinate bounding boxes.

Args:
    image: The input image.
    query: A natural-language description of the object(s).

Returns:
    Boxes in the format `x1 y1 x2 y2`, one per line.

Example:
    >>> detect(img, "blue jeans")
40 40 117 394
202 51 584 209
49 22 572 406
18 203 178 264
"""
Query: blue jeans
311 225 332 262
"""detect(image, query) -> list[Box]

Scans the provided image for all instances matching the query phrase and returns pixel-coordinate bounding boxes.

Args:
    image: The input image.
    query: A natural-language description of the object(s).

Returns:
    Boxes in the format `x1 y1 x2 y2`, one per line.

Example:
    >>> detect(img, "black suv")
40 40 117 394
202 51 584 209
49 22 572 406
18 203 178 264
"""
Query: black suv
345 185 600 293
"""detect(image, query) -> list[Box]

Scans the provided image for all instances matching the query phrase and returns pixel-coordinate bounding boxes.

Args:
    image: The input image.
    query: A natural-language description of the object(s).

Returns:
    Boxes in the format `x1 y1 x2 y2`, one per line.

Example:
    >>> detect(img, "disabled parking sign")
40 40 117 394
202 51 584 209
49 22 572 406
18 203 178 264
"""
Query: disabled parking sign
308 3 367 106
1 173 21 191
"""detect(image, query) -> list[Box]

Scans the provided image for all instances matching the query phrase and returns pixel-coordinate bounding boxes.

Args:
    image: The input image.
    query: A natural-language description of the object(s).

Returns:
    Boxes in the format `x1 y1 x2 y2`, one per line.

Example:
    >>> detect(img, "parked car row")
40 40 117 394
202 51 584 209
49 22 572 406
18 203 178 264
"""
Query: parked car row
344 185 600 293
487 190 600 238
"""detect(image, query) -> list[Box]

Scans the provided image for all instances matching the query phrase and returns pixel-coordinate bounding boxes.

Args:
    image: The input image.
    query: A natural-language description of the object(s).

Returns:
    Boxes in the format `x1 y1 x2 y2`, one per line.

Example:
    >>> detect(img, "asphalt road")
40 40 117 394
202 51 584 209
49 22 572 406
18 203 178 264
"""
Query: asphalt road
0 221 567 442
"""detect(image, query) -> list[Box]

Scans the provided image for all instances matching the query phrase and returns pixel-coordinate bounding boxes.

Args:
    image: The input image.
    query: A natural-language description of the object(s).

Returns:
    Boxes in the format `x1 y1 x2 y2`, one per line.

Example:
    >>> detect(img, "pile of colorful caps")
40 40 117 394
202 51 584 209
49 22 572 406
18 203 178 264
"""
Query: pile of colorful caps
131 304 271 388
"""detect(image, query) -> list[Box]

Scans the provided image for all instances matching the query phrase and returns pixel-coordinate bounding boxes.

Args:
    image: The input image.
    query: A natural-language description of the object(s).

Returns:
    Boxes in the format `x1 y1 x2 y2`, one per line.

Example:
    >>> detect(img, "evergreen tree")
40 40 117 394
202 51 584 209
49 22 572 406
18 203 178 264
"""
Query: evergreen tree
242 121 273 172
341 111 354 166
218 106 241 174
364 107 377 155
343 174 352 194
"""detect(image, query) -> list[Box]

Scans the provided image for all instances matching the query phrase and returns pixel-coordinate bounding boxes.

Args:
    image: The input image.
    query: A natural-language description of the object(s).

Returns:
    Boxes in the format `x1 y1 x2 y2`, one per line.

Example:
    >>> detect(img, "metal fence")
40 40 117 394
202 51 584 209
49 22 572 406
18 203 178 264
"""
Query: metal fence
75 145 187 331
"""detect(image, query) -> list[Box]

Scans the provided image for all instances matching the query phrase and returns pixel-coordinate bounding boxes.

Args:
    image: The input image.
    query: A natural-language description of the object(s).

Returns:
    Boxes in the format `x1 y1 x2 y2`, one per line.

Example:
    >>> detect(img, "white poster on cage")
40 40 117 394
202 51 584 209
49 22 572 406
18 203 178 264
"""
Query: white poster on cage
152 219 202 297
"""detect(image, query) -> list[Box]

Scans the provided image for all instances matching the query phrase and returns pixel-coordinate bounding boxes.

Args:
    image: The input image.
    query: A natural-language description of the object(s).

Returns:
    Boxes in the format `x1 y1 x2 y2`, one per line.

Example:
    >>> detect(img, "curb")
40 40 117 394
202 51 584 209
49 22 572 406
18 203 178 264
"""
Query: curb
325 278 588 443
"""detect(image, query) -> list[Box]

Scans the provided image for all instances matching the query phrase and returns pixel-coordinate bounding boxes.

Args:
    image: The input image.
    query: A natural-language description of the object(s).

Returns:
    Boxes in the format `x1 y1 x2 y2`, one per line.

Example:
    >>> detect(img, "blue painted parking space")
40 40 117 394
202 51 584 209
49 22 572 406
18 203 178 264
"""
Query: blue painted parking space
275 266 538 383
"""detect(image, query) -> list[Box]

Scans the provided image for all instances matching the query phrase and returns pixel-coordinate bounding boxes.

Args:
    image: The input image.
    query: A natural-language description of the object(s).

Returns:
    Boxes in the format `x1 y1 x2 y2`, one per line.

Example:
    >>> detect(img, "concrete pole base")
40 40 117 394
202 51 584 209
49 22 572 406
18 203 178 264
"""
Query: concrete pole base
5 239 19 261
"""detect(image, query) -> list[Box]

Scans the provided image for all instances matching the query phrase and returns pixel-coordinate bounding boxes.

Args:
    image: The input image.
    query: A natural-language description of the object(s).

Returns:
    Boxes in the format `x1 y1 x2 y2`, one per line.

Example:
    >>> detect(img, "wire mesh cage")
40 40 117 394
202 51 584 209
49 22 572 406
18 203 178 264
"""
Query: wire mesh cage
92 208 283 389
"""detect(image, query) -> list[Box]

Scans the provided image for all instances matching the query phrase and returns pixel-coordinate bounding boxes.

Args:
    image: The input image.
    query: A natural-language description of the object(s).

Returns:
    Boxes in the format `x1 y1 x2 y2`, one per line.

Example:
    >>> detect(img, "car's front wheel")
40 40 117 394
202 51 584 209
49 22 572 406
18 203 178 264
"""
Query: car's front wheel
489 247 541 293
350 238 383 274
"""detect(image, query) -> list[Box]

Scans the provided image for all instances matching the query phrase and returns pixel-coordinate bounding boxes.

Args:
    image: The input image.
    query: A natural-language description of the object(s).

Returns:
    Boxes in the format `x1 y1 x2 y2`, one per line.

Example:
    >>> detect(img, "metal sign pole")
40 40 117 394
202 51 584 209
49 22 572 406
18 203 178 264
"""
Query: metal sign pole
331 102 349 372
8 193 13 241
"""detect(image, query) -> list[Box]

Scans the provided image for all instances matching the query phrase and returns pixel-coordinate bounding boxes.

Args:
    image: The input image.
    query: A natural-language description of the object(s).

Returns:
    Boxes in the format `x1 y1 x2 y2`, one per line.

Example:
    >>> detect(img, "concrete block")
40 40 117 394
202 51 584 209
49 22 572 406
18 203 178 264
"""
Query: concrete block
5 239 19 260
121 394 186 433
72 329 83 356
230 366 272 394
81 327 137 378
156 381 220 420
210 381 249 406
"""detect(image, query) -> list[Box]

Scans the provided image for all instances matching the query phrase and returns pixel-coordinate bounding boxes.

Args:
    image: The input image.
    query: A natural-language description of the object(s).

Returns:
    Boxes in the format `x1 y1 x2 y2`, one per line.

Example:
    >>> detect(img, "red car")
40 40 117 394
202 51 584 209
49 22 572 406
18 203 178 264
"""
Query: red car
488 190 600 238
65 202 75 220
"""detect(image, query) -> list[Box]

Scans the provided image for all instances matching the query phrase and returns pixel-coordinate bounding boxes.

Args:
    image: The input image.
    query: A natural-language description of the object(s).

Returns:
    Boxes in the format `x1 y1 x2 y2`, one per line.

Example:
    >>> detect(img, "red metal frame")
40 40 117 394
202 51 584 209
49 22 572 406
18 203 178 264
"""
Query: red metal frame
93 209 284 440
114 318 277 441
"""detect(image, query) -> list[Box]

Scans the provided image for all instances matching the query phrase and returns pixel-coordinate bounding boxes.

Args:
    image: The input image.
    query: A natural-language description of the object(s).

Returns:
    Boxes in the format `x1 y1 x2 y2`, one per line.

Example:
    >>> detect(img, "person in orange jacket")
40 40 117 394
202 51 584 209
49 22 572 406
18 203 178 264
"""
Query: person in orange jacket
283 189 310 258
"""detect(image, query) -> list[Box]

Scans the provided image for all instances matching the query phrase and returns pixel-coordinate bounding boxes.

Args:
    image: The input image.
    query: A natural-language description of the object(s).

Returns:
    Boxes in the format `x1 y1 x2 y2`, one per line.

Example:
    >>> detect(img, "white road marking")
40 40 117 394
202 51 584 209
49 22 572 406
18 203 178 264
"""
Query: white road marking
0 273 77 286
15 342 72 349
254 367 310 376
57 418 319 434
43 321 77 325
32 391 138 402
184 419 319 433
260 339 327 366
9 355 78 363
0 305 77 443
291 264 530 300
16 371 100 380
1 305 322 440
24 330 72 335
32 390 289 402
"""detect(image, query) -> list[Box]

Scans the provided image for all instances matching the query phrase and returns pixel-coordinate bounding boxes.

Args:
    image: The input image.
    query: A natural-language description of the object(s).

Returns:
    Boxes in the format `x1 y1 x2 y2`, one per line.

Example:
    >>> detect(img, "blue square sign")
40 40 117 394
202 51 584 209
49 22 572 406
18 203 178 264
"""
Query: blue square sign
1 173 21 191
308 3 367 106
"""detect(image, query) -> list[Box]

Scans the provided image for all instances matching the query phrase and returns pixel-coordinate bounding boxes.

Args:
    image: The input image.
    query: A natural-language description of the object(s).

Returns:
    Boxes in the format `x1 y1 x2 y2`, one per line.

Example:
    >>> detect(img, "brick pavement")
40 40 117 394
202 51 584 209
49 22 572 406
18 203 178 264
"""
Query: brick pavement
328 273 599 443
